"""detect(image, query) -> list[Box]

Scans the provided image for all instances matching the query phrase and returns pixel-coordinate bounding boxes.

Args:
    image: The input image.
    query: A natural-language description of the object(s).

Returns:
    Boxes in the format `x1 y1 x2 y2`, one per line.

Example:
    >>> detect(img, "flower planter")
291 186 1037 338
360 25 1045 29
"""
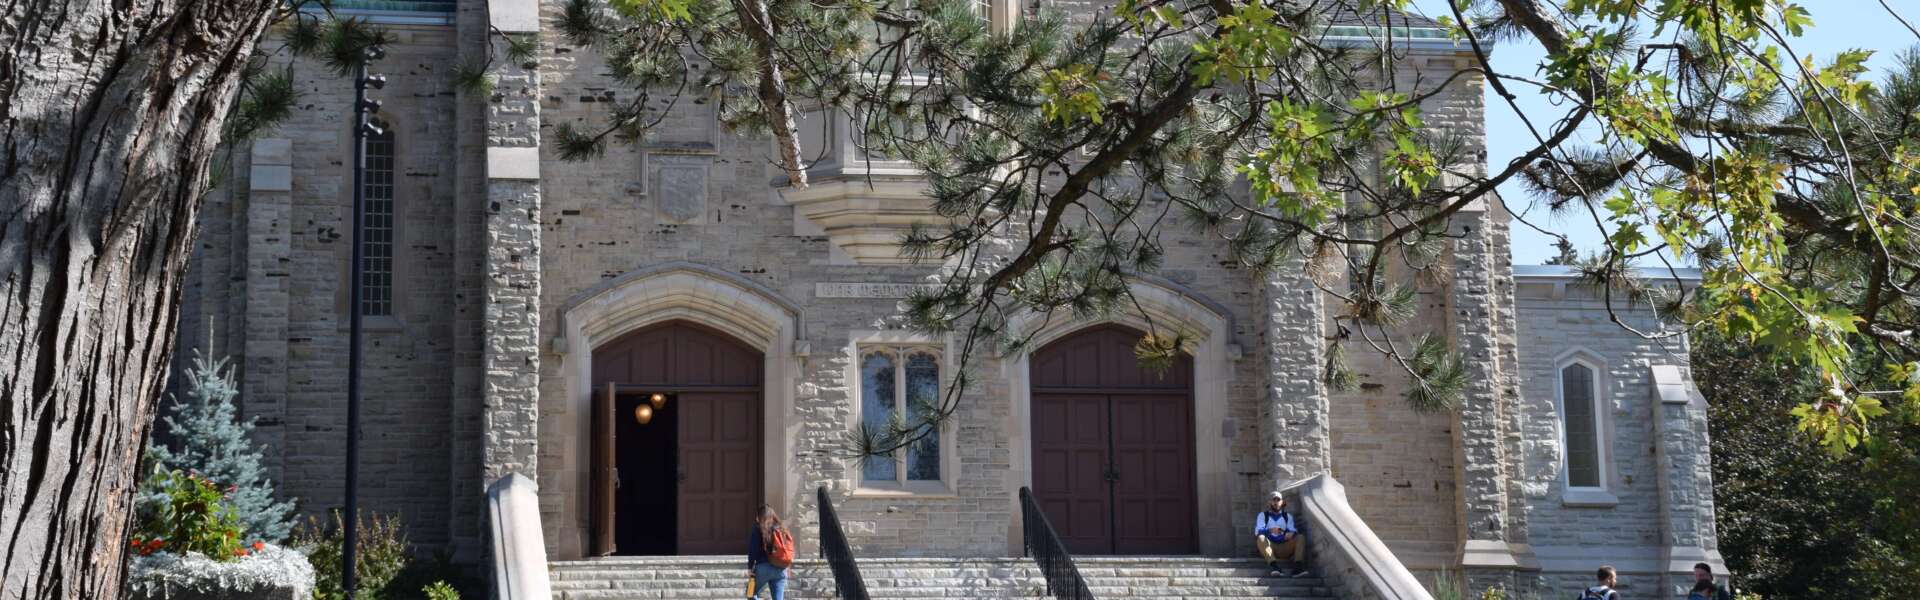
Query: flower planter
126 544 315 600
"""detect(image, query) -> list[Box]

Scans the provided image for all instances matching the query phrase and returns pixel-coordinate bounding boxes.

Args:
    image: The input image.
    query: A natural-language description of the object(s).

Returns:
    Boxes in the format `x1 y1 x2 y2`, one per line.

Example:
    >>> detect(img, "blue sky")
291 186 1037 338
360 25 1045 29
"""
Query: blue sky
1406 1 1920 266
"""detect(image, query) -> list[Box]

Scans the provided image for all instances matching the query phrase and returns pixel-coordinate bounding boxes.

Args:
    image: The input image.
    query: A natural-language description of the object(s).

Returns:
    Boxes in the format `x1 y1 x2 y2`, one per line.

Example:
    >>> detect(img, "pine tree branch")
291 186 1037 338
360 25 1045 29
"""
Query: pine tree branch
729 0 809 188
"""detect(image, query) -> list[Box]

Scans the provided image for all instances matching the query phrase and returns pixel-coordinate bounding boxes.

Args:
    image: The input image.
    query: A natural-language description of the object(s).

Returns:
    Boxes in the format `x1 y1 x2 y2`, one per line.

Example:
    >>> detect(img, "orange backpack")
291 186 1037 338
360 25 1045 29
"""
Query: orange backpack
767 527 795 568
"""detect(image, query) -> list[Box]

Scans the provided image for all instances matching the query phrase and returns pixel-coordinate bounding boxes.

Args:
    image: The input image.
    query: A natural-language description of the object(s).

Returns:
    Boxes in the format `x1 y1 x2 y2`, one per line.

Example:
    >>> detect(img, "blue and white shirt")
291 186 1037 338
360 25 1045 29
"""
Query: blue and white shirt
1253 510 1296 542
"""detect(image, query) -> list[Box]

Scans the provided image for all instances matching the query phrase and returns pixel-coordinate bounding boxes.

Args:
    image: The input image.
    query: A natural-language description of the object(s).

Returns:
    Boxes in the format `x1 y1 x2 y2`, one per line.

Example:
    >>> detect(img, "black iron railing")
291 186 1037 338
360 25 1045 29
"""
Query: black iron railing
1019 487 1096 600
816 486 871 600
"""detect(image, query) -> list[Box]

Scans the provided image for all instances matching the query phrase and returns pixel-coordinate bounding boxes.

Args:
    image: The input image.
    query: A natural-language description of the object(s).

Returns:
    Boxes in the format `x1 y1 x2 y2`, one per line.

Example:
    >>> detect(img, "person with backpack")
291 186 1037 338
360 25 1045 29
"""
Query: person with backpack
747 505 795 600
1253 491 1308 578
1580 565 1622 600
1692 562 1733 600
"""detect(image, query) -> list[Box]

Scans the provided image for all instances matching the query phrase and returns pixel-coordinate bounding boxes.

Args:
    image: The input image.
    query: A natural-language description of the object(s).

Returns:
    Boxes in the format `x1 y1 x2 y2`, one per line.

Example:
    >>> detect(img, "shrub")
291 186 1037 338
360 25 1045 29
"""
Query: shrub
421 581 460 600
1430 570 1465 600
386 550 484 600
293 510 483 600
146 352 296 542
295 510 410 600
130 469 259 561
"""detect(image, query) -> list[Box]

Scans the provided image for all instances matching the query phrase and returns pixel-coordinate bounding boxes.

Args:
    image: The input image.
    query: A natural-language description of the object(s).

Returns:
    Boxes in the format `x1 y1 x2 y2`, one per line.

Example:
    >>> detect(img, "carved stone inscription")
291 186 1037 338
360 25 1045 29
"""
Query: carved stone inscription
814 282 943 299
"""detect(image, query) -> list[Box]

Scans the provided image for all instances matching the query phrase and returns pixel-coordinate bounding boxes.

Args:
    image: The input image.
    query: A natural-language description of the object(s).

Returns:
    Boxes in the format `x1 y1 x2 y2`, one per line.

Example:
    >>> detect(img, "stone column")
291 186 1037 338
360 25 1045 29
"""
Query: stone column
479 0 543 484
1261 256 1331 489
243 138 295 482
1651 364 1726 599
445 0 492 560
1447 203 1526 592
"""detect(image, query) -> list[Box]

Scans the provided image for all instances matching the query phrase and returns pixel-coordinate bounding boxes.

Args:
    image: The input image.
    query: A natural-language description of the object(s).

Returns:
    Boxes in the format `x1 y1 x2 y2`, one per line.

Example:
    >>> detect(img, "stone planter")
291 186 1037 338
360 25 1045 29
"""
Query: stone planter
126 544 314 600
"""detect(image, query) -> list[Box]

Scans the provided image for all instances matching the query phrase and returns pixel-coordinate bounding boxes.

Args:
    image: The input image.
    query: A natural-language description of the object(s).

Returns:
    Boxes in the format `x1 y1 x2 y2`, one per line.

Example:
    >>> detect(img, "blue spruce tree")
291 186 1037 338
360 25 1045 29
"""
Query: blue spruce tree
146 352 296 542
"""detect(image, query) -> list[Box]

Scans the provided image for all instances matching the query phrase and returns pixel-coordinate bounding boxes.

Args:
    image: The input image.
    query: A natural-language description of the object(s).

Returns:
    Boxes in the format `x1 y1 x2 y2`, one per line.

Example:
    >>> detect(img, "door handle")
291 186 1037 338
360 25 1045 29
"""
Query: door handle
1104 468 1119 482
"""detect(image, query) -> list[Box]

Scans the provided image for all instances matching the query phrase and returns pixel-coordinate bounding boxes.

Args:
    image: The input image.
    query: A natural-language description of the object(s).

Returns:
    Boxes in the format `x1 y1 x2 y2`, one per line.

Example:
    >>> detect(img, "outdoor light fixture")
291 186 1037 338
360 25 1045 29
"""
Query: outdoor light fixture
343 42 387 600
650 393 666 409
634 404 654 425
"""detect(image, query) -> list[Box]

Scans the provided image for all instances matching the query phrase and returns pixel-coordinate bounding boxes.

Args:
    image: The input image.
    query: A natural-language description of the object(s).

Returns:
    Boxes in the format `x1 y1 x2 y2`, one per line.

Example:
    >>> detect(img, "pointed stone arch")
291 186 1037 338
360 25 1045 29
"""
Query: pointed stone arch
1002 275 1240 556
549 261 802 558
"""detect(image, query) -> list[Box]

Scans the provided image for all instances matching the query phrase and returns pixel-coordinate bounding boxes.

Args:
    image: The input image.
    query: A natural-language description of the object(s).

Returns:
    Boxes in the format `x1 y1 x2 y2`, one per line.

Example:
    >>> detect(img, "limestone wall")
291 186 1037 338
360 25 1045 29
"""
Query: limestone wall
170 23 469 546
1325 56 1488 573
519 0 1353 558
1512 269 1714 597
167 2 1739 581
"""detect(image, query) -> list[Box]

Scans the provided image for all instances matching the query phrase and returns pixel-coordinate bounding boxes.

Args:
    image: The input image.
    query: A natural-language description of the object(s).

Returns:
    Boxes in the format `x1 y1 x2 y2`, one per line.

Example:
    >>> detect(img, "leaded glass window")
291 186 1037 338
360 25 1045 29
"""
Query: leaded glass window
858 345 945 485
359 120 395 317
1561 363 1601 488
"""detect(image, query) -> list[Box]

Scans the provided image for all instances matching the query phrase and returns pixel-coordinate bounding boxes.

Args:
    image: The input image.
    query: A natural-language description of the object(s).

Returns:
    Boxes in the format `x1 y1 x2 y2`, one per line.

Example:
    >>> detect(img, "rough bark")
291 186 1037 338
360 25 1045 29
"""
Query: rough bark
729 0 809 189
0 0 278 596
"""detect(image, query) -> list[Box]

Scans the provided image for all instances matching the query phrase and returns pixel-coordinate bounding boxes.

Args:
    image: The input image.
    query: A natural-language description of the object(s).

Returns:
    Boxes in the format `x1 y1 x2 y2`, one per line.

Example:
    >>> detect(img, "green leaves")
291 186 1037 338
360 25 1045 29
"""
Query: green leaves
1039 64 1112 125
1190 1 1292 86
609 0 694 22
1778 3 1814 36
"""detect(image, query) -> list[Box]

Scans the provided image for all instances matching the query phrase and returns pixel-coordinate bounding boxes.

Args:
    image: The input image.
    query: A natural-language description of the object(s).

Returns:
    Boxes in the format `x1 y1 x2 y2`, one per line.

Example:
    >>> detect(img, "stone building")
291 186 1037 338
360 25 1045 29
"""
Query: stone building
171 0 1728 597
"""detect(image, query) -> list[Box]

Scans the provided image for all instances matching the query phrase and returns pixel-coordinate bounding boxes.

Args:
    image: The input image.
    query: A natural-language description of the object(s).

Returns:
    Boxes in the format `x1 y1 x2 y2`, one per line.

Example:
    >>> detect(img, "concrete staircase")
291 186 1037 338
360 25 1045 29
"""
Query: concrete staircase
1077 557 1334 599
549 556 1333 600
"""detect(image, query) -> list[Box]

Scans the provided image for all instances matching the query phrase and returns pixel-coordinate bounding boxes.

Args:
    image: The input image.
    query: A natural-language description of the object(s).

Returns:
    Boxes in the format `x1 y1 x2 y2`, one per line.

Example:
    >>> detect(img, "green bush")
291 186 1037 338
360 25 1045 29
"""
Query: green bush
295 511 410 600
421 581 459 600
293 511 482 600
130 469 261 561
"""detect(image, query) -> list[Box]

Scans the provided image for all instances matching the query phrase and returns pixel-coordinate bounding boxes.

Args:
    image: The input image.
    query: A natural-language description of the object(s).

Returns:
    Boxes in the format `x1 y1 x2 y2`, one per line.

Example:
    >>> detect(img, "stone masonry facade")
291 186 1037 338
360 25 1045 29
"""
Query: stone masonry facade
169 1 1724 598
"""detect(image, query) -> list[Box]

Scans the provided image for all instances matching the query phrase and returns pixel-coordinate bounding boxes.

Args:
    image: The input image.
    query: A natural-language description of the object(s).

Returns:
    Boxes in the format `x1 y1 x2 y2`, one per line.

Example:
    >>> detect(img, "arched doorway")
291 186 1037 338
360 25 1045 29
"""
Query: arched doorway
1029 324 1198 555
591 321 763 556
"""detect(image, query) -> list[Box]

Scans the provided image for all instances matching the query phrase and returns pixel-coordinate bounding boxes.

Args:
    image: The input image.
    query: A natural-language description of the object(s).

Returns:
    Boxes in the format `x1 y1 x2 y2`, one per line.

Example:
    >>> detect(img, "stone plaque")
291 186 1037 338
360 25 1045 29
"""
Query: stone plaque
815 282 943 299
652 156 709 223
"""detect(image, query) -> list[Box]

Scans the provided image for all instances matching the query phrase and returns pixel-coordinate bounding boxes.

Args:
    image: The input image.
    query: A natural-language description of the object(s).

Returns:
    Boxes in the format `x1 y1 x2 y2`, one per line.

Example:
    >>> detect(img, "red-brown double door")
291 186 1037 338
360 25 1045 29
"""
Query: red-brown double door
592 322 762 556
1030 325 1198 555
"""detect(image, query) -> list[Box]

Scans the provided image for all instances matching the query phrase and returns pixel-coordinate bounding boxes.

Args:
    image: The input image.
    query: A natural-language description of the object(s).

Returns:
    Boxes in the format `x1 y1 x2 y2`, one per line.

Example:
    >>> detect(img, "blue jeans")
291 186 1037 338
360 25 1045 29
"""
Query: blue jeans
751 562 787 600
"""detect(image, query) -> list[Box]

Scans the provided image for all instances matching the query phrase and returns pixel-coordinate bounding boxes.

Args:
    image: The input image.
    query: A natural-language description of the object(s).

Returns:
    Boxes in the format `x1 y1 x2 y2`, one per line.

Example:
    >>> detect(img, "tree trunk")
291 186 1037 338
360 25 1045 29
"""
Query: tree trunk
0 0 277 596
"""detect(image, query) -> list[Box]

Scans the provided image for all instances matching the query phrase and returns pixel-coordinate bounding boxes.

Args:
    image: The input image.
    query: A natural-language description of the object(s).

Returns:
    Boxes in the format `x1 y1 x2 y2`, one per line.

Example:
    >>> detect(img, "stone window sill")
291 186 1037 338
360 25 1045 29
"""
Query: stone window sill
1561 488 1619 508
338 315 407 333
848 483 956 500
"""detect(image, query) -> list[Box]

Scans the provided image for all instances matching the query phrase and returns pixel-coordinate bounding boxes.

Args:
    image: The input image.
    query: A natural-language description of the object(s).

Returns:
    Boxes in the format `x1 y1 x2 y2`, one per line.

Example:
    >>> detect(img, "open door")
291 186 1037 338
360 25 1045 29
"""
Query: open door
591 382 616 556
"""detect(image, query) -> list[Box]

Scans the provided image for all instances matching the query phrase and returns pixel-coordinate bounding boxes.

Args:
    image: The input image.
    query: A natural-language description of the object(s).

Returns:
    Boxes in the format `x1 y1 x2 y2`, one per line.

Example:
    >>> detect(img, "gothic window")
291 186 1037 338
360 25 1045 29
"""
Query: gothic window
858 345 945 486
1559 361 1603 489
359 119 395 317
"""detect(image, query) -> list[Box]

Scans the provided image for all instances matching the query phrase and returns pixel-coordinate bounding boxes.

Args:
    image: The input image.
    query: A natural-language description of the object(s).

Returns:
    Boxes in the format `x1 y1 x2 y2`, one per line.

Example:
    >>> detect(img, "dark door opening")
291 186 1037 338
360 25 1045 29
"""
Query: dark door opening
615 392 678 555
1029 325 1198 556
591 321 766 557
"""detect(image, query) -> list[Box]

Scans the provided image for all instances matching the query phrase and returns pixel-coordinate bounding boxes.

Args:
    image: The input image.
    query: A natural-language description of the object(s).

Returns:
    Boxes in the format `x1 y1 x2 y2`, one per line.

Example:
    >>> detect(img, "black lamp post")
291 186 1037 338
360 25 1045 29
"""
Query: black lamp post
346 43 386 600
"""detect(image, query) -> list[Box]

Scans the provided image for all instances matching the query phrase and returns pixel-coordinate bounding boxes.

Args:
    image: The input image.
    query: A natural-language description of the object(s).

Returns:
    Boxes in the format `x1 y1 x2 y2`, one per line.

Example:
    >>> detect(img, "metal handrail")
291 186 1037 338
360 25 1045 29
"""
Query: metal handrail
816 486 871 600
1019 487 1096 600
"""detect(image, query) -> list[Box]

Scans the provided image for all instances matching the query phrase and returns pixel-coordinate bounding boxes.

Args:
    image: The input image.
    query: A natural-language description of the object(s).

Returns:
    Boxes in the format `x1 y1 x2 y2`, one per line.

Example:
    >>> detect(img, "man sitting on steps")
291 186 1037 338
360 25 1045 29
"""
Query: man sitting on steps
1254 491 1308 578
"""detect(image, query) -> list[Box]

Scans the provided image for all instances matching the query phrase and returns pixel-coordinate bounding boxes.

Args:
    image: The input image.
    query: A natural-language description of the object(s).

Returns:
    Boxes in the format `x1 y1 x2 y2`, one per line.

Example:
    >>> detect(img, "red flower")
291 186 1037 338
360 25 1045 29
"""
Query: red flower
234 548 248 557
251 541 265 551
129 538 143 548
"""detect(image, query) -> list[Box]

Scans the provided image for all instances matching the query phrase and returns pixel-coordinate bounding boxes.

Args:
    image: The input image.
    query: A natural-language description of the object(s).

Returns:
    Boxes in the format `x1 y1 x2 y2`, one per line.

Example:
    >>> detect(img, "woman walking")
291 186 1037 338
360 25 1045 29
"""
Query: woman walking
747 505 793 600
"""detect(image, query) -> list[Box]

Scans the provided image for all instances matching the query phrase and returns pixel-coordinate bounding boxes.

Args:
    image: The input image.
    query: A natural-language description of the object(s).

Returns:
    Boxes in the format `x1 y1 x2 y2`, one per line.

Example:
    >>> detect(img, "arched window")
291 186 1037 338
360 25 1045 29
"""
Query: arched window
1560 361 1602 489
857 345 945 486
359 119 395 317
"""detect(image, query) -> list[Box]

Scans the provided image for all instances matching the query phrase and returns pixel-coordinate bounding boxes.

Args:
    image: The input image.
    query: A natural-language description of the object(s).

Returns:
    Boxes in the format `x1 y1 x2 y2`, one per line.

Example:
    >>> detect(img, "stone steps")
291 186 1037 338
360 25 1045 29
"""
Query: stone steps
549 556 1333 600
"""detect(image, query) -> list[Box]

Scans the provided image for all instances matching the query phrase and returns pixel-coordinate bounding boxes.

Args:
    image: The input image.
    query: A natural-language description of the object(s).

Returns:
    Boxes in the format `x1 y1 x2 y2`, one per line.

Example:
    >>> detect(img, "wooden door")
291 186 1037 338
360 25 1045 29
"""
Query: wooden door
677 391 761 555
590 321 764 556
1029 325 1197 555
1110 393 1196 553
591 384 616 556
1031 393 1112 554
